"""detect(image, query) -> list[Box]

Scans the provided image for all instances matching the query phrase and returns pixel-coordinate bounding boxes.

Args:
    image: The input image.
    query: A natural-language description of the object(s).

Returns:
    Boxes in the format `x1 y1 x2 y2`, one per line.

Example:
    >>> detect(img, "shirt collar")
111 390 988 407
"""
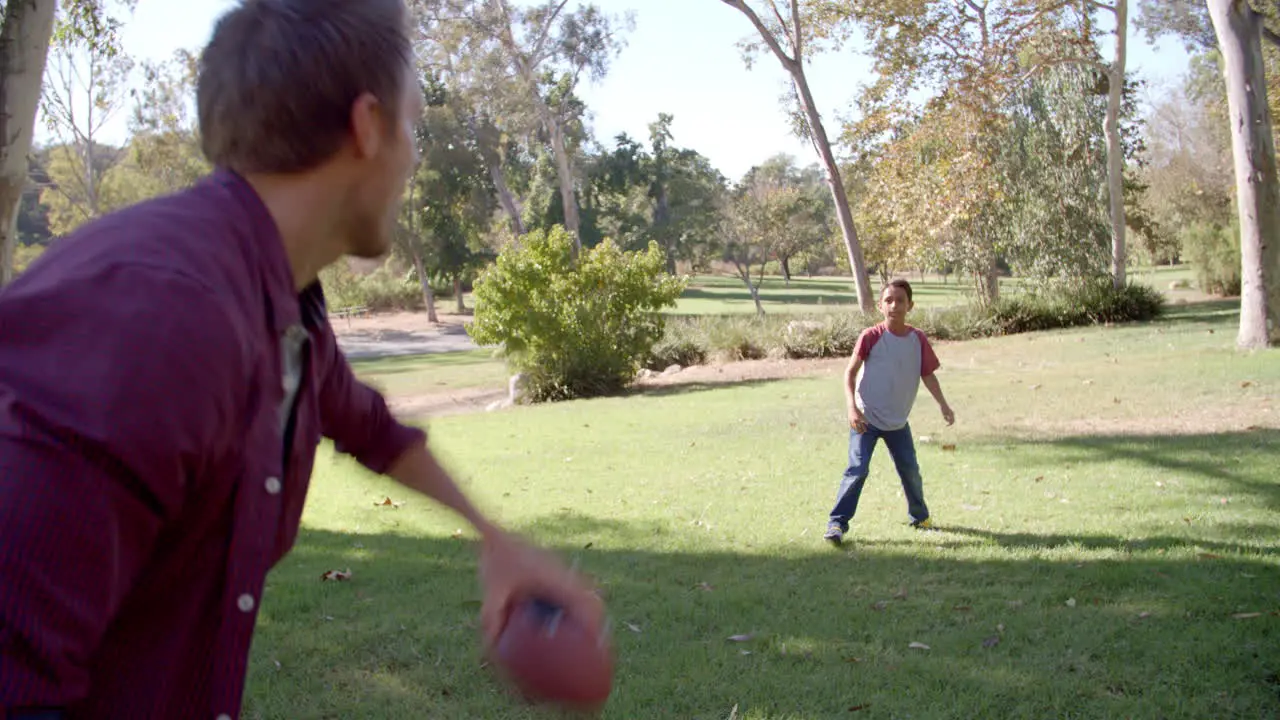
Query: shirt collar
212 168 301 334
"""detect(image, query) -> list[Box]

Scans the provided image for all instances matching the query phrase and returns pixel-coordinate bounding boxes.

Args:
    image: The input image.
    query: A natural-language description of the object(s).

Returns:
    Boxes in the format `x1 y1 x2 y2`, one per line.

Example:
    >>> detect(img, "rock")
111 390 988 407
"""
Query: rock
637 368 656 380
1168 279 1191 290
508 373 528 404
662 364 683 376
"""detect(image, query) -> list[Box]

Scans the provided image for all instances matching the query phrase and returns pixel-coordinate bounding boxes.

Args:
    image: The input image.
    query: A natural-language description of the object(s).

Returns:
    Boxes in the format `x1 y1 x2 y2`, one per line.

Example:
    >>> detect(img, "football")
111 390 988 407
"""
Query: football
491 596 614 712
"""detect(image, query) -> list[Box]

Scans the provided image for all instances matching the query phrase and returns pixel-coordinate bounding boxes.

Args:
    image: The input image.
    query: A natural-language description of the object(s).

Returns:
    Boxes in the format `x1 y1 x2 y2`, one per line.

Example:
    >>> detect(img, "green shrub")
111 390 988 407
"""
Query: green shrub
320 262 421 312
468 226 686 402
1182 220 1241 296
649 280 1164 372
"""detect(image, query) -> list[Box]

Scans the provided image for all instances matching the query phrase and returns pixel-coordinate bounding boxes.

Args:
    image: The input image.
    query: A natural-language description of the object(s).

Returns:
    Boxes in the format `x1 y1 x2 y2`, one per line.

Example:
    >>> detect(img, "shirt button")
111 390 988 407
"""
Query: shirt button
265 476 282 495
237 593 255 613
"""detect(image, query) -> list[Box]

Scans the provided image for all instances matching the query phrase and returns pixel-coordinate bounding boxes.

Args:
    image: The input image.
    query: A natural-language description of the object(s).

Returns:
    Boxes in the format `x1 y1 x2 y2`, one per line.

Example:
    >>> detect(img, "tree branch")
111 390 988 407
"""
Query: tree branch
790 0 802 62
1264 24 1280 49
719 0 797 69
528 0 571 66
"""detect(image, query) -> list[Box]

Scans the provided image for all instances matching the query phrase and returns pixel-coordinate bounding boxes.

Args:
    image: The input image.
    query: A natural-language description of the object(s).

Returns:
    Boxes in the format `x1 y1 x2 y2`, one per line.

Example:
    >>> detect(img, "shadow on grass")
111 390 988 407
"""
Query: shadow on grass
245 515 1280 720
1157 299 1240 325
1023 429 1280 510
627 377 803 400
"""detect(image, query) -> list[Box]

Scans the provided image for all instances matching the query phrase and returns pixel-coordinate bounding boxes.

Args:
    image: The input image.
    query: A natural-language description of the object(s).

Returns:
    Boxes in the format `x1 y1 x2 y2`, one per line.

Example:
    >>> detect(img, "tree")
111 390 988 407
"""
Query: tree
36 1 135 237
398 80 496 320
473 0 630 251
129 49 208 194
1206 0 1280 348
0 0 57 285
716 0 874 313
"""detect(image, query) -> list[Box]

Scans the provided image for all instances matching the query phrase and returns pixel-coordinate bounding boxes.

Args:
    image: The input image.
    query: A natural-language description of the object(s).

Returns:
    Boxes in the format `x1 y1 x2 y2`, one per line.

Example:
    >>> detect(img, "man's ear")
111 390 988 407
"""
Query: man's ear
350 92 385 160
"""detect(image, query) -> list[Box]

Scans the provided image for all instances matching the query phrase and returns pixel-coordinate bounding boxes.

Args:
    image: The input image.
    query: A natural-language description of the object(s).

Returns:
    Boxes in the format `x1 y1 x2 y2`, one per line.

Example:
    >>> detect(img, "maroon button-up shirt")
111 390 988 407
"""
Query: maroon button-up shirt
0 170 425 718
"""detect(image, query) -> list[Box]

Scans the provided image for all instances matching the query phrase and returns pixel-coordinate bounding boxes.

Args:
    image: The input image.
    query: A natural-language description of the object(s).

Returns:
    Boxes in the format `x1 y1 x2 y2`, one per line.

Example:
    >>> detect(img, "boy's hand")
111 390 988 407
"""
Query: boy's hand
941 403 955 426
848 406 868 433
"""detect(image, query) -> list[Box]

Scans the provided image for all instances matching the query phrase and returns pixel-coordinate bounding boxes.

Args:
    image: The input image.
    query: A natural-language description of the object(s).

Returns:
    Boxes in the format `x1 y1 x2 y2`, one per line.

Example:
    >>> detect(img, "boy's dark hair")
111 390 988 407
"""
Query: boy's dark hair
197 0 412 175
882 278 914 302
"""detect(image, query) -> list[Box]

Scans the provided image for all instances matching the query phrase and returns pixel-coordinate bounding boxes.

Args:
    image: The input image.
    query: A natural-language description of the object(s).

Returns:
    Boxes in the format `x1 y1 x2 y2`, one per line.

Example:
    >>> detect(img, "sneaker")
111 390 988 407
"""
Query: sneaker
911 518 934 530
824 523 844 546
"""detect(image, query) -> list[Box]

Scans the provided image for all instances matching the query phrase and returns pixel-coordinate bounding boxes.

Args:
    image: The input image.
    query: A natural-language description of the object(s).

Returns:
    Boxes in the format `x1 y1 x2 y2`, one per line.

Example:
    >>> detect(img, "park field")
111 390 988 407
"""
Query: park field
243 300 1278 719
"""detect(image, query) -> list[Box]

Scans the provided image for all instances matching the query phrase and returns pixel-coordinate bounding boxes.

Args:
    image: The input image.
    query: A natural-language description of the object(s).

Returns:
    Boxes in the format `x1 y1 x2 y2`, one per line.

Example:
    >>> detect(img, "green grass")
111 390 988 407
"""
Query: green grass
350 350 508 395
244 301 1280 719
670 275 1002 316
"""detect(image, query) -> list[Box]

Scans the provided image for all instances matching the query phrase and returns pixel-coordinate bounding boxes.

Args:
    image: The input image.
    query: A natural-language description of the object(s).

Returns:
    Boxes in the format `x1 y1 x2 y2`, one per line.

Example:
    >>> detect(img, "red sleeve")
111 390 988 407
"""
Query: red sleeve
917 330 941 377
315 323 426 475
854 325 883 361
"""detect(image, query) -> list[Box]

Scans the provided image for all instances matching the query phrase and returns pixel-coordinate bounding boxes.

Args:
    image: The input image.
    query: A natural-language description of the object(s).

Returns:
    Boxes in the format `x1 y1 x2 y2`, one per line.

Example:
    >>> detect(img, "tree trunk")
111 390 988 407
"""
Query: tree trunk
1208 0 1280 349
453 276 466 313
0 0 57 287
546 120 581 248
1104 0 1129 290
410 247 439 323
654 183 674 273
734 264 766 317
790 71 874 314
489 160 525 237
781 255 791 284
980 260 1001 304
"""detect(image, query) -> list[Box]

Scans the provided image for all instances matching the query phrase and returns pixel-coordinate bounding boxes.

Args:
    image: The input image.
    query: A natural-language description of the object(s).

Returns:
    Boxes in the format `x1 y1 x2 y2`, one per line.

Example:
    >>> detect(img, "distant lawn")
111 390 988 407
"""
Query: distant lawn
673 274 1030 316
350 349 507 396
245 301 1279 719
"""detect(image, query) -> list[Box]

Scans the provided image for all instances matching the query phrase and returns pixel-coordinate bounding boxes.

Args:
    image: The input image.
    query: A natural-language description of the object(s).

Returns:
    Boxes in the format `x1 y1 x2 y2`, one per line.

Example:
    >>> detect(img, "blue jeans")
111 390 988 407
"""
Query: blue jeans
828 423 929 531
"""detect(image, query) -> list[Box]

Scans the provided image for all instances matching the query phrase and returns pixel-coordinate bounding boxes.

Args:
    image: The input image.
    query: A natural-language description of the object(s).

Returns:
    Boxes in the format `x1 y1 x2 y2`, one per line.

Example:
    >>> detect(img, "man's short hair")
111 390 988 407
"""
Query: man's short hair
882 278 913 302
197 0 412 175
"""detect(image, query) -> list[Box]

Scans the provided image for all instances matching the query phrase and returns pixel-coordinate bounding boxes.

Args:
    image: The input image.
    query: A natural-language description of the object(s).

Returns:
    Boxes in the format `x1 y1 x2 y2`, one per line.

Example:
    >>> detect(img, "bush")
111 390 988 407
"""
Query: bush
652 280 1163 371
469 226 686 402
1182 220 1241 296
320 261 421 312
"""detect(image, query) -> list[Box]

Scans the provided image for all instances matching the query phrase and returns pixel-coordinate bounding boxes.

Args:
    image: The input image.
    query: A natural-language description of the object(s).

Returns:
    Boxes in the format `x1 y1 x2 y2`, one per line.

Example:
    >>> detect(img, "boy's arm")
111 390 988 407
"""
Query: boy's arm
922 373 955 426
845 354 867 431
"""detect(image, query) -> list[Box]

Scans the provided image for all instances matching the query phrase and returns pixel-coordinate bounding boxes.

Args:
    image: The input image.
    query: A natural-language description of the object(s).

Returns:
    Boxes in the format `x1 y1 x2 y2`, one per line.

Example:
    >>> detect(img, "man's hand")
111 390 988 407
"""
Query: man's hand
478 530 606 650
941 403 955 426
848 406 868 434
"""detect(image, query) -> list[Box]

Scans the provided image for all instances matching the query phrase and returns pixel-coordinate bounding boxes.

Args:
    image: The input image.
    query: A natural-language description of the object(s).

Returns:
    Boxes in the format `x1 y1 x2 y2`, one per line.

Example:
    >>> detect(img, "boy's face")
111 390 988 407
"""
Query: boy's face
879 286 913 323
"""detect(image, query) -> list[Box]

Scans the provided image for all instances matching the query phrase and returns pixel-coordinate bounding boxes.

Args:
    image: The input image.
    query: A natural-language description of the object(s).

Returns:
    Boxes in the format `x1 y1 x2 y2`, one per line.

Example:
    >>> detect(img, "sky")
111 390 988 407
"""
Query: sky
76 0 1193 182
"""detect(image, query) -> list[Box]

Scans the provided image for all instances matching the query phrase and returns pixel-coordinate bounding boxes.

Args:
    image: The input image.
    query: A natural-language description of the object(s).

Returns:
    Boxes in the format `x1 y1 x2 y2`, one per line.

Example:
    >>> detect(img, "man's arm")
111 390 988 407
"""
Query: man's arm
0 266 245 711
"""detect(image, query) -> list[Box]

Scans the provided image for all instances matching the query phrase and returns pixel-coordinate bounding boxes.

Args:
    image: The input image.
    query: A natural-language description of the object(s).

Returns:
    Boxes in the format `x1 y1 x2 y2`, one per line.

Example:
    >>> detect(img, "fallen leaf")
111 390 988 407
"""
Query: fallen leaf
871 601 889 611
941 444 957 452
583 542 594 550
1007 600 1024 609
1137 612 1152 620
1034 476 1044 483
1241 381 1254 389
982 635 1000 648
624 622 642 634
953 605 973 612
894 588 909 600
320 569 352 582
848 704 871 712
739 650 752 656
961 504 982 512
374 497 403 508
1198 552 1222 560
1030 384 1042 391
696 582 714 592
1232 612 1263 620
1065 598 1077 608
996 623 1005 633
728 704 739 720
1083 379 1094 385
908 641 931 651
844 656 862 663
451 529 464 539
727 634 754 643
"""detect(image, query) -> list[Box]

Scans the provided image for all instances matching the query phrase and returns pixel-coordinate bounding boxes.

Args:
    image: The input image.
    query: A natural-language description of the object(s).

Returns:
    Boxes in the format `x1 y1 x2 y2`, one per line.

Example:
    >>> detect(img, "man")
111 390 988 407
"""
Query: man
0 0 604 717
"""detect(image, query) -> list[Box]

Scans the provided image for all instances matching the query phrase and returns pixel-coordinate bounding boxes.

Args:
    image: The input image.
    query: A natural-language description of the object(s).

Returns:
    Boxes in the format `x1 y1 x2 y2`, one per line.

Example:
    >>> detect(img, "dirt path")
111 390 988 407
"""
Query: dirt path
333 311 480 359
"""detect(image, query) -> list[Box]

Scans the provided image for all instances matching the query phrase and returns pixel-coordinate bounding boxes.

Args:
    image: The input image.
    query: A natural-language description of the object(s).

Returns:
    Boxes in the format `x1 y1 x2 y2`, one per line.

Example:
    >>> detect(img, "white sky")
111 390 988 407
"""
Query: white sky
52 0 1192 181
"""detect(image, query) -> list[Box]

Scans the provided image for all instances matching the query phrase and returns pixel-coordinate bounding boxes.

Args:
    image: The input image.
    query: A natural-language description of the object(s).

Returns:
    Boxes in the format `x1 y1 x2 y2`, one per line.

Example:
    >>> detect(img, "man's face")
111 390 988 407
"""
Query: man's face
343 68 423 259
879 286 913 322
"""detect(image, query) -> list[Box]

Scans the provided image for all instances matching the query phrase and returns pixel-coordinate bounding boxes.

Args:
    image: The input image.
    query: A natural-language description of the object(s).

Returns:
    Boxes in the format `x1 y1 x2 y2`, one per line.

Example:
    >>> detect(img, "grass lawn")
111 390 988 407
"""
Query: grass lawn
669 275 1000 316
245 301 1279 719
349 350 507 396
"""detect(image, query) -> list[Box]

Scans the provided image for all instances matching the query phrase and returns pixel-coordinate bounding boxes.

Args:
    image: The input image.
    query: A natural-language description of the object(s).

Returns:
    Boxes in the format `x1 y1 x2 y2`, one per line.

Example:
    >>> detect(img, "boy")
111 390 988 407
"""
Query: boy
824 279 955 546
